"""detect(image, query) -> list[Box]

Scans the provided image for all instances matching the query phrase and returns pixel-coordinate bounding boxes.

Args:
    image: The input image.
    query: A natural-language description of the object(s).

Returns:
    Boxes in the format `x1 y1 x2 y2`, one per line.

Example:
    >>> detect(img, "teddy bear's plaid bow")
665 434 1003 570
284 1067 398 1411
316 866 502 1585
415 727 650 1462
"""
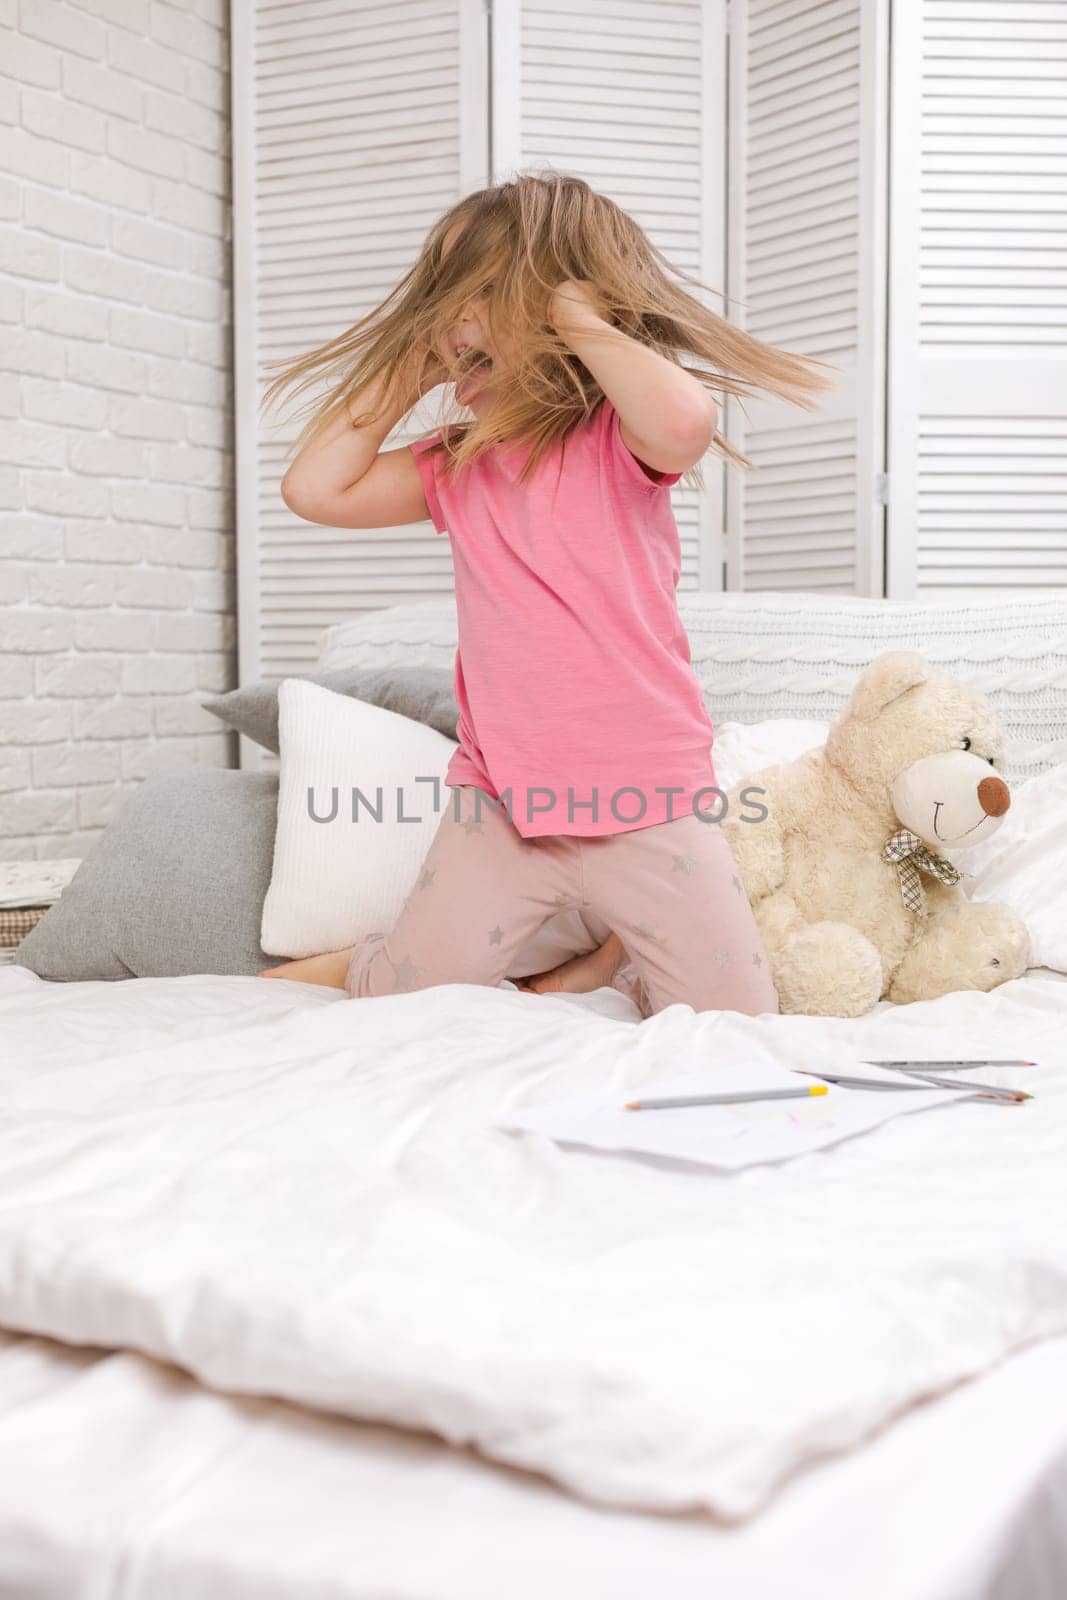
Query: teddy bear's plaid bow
882 829 961 917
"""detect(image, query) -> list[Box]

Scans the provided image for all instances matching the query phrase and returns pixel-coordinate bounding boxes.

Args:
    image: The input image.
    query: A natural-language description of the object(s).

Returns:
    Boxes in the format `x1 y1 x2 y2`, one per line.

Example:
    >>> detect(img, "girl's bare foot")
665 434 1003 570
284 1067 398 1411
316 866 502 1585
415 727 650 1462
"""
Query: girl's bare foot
516 933 626 997
258 947 355 989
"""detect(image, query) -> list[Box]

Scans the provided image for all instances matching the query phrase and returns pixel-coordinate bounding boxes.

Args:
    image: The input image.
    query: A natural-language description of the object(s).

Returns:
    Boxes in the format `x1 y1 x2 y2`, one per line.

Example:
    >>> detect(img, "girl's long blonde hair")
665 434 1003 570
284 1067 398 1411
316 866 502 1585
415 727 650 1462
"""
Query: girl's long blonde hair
262 171 836 490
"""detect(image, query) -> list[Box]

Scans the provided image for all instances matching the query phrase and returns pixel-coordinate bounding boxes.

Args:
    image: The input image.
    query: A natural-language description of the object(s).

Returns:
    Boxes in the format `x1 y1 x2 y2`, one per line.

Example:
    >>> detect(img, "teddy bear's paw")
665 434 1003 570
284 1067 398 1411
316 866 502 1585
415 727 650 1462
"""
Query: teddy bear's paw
888 901 1030 1005
775 922 884 1018
723 811 784 903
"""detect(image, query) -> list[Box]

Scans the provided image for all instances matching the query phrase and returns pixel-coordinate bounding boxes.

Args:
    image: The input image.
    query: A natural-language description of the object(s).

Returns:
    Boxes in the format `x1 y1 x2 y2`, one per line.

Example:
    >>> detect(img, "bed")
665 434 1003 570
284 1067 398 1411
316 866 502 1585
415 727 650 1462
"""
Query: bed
4 591 1066 1596
1 959 1066 1598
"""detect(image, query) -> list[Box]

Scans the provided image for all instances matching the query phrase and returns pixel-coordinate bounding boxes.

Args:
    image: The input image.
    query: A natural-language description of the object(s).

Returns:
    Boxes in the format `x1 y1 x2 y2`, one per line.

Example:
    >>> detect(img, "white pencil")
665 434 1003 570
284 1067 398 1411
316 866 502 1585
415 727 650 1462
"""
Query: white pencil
625 1086 829 1111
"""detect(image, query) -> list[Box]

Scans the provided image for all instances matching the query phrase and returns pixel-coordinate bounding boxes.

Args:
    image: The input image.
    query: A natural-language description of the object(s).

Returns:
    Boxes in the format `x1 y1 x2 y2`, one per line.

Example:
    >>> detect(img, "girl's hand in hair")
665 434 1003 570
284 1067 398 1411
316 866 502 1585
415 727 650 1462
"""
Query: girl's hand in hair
390 335 450 410
547 279 614 337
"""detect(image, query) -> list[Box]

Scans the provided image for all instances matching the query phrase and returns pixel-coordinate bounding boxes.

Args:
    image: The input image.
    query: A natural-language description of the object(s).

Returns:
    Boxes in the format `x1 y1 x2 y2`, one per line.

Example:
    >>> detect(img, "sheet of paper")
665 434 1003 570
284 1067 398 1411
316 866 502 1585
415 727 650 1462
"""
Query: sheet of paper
503 1062 977 1171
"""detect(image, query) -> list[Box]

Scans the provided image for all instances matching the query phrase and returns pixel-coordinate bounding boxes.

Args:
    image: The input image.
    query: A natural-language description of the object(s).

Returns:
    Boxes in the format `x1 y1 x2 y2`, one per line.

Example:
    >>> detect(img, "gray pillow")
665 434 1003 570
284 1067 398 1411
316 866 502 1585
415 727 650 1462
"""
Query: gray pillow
17 769 279 981
202 665 459 754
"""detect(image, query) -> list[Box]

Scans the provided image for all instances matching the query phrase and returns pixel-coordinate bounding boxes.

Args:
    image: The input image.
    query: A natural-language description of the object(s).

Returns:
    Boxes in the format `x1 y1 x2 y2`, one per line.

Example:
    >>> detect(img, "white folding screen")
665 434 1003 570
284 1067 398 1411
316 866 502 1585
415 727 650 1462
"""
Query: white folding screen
491 0 728 588
886 0 1067 598
725 0 888 593
231 0 489 692
234 1 1067 681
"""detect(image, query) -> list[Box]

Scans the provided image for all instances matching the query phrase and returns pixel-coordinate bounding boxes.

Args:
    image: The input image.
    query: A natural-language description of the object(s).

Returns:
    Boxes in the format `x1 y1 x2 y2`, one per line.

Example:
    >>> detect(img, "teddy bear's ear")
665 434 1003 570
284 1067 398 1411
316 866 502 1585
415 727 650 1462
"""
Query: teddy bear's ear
848 650 929 722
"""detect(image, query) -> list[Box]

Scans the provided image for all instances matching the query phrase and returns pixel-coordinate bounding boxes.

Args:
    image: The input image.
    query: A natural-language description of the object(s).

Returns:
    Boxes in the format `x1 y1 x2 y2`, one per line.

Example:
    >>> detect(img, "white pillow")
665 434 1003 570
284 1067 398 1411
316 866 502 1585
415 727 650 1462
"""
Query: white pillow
963 763 1067 975
260 680 456 958
711 718 829 791
261 679 601 973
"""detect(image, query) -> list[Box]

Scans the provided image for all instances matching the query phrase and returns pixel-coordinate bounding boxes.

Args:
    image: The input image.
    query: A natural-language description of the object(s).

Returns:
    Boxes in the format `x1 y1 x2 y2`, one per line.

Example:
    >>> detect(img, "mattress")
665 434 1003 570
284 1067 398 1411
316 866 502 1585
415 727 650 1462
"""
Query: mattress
1 1326 1066 1600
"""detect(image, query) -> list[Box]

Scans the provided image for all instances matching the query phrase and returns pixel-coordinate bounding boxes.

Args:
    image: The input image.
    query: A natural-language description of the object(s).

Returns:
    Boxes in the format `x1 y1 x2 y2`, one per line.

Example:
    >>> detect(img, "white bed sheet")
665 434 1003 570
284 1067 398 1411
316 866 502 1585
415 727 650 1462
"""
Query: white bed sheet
1 960 1065 1597
1 966 1065 1520
1 1326 1066 1600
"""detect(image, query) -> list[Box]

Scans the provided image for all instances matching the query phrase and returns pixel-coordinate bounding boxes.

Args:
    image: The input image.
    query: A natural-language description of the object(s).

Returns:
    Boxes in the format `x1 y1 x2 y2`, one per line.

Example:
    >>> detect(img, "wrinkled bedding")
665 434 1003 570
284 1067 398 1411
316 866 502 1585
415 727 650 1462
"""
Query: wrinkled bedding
0 964 1065 1519
5 1326 1067 1600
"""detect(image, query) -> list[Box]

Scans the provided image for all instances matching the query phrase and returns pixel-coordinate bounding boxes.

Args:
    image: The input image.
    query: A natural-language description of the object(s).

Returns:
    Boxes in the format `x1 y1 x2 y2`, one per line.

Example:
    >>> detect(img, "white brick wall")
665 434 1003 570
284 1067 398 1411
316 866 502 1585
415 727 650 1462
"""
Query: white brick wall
1 0 235 860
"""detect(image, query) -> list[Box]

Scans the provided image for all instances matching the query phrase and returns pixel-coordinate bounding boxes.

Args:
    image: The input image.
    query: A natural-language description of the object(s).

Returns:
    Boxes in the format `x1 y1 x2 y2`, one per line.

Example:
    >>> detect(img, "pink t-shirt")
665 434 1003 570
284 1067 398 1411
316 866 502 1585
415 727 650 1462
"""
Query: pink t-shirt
409 397 718 839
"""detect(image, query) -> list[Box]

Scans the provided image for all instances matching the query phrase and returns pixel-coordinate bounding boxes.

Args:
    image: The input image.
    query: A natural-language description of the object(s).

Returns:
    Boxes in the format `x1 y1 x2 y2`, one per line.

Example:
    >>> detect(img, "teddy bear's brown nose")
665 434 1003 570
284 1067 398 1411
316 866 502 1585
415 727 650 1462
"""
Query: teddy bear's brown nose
978 775 1010 818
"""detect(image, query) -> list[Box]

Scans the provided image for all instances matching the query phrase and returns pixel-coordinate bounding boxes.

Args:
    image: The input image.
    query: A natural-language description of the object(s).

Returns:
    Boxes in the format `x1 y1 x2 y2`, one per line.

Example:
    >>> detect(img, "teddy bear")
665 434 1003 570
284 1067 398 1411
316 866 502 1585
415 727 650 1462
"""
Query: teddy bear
721 651 1030 1018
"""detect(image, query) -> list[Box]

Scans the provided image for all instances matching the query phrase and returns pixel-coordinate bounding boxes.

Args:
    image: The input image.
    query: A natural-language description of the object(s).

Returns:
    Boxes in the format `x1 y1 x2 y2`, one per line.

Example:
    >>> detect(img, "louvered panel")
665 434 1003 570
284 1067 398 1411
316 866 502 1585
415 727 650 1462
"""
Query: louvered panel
920 0 1067 348
508 0 725 587
916 416 1067 596
674 499 701 589
740 416 858 593
233 0 487 756
727 0 887 596
887 1 1067 597
257 519 455 675
745 0 861 361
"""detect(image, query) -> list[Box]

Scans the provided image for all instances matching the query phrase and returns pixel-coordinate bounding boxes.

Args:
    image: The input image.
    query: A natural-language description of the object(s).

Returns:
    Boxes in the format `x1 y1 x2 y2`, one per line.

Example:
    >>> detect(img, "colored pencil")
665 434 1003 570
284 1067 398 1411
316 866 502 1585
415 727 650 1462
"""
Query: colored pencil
795 1068 1030 1104
794 1070 937 1092
894 1070 1031 1103
625 1086 829 1111
862 1059 1036 1069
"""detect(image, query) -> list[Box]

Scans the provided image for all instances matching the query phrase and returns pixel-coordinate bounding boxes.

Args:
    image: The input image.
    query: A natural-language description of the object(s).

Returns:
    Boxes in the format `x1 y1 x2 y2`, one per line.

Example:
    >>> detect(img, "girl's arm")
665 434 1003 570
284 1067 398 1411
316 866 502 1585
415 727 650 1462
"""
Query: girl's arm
280 368 437 530
548 280 717 477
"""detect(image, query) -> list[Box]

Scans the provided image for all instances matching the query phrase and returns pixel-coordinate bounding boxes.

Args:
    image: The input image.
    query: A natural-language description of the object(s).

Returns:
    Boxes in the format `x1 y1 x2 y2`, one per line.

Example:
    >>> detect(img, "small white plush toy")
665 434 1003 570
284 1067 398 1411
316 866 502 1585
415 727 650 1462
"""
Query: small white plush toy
723 651 1030 1018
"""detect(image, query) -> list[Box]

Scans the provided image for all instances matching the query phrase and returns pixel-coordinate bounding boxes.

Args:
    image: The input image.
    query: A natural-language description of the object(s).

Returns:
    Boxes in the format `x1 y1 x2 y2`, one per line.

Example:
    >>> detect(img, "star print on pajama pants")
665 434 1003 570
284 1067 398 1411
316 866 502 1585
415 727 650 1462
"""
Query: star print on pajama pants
344 784 779 1018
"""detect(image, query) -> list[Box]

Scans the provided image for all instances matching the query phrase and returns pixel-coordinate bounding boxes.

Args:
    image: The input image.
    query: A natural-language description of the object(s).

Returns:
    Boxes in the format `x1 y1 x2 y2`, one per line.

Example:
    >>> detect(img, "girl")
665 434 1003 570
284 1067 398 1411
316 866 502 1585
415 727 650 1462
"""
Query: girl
259 174 831 1017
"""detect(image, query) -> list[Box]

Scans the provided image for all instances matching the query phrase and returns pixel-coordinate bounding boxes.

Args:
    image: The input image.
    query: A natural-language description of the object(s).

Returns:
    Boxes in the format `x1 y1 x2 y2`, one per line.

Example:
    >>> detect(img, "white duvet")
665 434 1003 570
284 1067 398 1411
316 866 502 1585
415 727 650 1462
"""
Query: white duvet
0 964 1065 1520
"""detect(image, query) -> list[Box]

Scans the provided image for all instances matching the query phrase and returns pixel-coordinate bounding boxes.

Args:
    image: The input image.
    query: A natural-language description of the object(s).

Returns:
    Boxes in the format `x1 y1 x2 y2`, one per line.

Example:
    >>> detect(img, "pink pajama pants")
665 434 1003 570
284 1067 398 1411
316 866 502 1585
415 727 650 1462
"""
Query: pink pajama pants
344 785 779 1019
